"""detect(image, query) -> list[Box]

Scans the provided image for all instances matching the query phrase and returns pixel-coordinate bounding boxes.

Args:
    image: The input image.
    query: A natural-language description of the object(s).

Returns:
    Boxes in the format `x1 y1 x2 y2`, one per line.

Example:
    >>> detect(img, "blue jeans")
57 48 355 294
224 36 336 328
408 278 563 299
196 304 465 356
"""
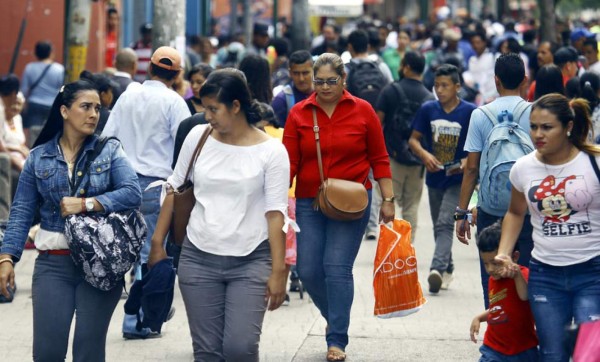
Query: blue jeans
528 256 600 362
295 191 371 350
33 253 121 362
479 345 539 362
122 175 163 336
476 208 534 308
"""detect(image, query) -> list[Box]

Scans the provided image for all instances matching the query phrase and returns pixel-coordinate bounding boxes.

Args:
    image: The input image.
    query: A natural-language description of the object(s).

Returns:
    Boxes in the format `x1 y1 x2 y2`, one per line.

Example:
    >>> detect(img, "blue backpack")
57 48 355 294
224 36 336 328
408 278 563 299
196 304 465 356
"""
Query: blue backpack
479 101 533 215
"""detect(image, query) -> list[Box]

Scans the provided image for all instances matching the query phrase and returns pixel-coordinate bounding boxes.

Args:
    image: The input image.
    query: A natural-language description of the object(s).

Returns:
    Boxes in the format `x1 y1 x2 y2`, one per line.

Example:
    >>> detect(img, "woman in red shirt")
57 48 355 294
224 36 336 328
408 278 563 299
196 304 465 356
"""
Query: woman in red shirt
283 53 394 361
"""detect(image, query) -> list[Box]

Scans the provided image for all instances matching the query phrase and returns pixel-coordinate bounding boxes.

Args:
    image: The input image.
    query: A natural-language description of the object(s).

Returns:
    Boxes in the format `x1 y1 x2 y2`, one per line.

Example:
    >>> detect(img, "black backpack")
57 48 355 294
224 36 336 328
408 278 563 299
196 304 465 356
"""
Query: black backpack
346 60 387 106
383 82 424 165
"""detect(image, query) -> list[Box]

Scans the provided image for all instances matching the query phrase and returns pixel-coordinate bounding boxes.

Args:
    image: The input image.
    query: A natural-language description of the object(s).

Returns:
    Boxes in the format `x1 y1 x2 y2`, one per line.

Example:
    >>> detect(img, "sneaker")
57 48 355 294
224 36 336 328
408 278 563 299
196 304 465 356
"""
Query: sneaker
428 270 443 294
441 272 454 290
282 294 290 306
365 231 377 241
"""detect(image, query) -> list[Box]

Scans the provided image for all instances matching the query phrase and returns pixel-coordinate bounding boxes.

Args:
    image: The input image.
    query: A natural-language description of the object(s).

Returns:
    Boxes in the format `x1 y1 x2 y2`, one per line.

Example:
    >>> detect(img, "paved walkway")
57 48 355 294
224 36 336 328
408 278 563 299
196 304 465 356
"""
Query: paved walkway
0 191 486 361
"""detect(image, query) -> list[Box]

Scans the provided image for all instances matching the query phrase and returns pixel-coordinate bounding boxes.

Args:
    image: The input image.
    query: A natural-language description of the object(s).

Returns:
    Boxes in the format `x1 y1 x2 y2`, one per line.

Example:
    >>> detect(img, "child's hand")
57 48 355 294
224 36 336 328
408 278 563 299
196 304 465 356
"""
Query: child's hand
470 316 481 343
494 254 519 279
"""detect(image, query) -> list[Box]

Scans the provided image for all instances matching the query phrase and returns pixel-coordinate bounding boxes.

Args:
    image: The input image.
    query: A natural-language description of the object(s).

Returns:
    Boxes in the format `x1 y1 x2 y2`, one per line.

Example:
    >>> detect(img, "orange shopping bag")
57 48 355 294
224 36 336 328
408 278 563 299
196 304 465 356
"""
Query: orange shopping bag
373 219 426 318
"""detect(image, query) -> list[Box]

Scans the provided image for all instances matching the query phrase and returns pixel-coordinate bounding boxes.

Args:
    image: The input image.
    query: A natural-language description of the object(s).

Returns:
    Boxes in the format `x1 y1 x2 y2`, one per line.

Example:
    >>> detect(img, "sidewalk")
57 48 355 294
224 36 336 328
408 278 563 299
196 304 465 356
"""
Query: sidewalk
0 191 485 361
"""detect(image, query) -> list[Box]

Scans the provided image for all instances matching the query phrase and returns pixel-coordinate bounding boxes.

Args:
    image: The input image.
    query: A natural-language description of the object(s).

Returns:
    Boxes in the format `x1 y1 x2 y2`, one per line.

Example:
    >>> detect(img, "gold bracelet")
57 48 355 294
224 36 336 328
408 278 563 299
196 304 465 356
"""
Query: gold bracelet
0 257 14 266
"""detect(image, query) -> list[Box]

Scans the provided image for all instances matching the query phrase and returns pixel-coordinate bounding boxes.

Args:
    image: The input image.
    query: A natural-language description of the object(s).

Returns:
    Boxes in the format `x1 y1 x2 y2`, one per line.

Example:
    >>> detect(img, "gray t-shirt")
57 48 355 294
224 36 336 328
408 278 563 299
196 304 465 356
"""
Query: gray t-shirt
21 61 64 107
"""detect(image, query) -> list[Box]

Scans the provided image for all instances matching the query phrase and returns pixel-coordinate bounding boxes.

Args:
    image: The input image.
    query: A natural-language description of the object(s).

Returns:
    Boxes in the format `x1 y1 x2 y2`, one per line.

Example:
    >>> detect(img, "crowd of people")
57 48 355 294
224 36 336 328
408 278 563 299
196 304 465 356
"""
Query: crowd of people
0 6 599 362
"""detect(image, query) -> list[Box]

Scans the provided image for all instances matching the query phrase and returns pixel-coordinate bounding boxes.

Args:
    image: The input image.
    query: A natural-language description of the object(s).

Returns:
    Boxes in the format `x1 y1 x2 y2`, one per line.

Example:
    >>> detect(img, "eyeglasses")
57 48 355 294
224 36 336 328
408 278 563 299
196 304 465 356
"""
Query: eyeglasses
313 76 341 86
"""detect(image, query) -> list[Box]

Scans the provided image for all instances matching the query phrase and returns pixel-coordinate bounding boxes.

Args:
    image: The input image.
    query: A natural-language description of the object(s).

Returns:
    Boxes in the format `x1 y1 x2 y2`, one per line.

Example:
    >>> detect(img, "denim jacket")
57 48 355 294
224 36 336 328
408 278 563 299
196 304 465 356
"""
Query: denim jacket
0 134 142 261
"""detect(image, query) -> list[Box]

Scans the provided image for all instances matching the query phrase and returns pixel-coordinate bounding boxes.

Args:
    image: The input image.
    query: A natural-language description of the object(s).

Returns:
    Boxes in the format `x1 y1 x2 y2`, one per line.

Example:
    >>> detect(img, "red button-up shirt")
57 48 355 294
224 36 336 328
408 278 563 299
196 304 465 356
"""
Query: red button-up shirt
283 90 391 198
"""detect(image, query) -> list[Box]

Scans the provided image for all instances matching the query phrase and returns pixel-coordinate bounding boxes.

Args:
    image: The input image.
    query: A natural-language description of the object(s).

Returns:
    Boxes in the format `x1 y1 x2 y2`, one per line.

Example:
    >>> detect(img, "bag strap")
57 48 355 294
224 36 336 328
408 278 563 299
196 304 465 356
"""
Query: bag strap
479 104 498 127
589 153 600 184
26 63 53 99
71 136 119 196
312 107 326 184
512 100 532 123
283 84 295 119
183 126 213 183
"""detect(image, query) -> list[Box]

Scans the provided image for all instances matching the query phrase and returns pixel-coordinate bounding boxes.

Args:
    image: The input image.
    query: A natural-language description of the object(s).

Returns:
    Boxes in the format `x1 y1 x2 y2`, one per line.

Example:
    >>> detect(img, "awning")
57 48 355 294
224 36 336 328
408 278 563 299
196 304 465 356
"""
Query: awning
308 0 364 17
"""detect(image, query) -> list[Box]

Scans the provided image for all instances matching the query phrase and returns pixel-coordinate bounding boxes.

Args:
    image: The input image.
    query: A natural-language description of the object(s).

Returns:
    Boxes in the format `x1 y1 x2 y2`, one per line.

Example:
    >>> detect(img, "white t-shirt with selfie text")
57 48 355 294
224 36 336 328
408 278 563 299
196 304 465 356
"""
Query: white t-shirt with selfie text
510 151 600 266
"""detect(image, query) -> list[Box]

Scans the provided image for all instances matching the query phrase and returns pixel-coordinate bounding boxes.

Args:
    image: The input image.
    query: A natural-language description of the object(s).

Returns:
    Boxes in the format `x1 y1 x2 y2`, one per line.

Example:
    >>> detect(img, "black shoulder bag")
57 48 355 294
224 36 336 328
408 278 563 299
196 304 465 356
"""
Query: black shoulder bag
64 137 148 291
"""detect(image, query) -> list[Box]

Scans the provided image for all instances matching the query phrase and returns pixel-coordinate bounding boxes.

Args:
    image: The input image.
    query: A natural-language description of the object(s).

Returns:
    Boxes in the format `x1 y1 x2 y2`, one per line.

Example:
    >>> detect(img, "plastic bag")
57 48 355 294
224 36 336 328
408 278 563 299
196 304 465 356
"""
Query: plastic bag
373 219 426 318
574 320 600 362
285 197 297 265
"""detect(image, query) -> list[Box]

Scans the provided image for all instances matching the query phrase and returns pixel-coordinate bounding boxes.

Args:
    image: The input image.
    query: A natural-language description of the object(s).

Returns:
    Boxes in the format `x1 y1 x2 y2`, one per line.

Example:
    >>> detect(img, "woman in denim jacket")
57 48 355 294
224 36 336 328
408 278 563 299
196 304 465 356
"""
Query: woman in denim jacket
0 80 141 362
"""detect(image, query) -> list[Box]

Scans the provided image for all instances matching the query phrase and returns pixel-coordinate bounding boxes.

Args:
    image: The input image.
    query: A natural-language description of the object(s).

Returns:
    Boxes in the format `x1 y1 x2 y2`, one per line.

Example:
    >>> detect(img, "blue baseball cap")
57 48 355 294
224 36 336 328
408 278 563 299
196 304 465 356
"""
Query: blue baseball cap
570 28 594 42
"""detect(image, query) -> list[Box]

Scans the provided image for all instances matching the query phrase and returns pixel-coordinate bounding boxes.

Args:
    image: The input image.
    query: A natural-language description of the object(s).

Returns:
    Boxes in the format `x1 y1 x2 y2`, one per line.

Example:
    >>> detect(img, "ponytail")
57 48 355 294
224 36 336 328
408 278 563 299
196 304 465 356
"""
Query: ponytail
579 71 600 110
569 98 600 155
533 94 600 156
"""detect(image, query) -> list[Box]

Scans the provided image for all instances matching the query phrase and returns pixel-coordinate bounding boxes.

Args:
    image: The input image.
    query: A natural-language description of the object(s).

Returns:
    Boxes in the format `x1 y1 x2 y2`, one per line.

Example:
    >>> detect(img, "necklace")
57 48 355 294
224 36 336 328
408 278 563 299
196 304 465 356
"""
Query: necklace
540 146 578 177
59 139 82 172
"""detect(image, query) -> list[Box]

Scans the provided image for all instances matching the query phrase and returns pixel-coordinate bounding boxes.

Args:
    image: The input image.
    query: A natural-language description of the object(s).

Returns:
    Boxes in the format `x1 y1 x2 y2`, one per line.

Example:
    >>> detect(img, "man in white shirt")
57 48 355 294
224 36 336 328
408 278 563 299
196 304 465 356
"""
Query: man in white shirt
463 31 496 105
102 46 191 339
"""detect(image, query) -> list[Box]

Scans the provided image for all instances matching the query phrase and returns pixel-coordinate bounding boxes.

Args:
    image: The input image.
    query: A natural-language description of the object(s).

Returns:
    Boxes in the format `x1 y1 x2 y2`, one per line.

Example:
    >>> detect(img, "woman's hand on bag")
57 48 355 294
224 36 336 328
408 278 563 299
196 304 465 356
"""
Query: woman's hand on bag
379 201 395 224
60 197 84 217
0 261 15 299
265 269 287 311
148 242 168 268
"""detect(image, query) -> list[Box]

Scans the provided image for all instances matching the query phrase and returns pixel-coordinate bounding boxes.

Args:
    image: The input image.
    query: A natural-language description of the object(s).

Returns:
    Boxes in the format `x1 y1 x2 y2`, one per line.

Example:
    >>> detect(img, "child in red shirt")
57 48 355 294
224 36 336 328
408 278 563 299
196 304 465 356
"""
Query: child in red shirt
470 222 539 361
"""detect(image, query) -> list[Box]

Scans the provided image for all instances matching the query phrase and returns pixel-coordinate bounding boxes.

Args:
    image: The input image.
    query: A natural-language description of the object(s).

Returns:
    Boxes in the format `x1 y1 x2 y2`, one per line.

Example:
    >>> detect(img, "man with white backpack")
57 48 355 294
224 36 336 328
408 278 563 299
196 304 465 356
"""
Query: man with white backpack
455 53 535 308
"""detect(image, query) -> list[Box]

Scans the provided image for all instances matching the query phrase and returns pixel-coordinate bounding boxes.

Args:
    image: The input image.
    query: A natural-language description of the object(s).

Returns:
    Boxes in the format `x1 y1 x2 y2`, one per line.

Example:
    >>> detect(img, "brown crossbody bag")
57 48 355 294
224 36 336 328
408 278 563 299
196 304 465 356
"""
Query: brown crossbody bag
311 107 368 221
171 126 212 246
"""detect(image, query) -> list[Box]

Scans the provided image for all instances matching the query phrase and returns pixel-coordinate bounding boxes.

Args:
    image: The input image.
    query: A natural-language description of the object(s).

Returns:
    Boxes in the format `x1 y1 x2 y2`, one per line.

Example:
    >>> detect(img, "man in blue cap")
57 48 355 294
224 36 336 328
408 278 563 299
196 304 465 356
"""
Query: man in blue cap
571 27 595 55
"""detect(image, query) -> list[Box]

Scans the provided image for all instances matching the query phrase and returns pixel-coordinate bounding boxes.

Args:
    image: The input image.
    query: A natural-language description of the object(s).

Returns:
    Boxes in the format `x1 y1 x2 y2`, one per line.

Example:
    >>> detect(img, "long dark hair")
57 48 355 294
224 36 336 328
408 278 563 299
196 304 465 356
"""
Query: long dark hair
238 55 273 103
534 64 564 100
533 93 600 155
33 80 98 148
580 72 600 110
199 68 262 124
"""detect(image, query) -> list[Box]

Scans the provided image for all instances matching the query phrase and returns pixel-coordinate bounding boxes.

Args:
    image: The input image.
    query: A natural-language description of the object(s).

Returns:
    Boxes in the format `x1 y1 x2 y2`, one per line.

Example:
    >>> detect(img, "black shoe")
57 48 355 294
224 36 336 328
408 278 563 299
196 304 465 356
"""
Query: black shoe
289 279 301 292
123 331 161 340
165 307 176 322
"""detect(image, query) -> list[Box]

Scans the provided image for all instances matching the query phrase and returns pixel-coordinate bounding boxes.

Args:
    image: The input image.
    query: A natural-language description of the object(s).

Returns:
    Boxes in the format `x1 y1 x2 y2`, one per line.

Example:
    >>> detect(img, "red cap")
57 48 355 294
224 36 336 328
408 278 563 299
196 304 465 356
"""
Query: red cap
150 46 182 71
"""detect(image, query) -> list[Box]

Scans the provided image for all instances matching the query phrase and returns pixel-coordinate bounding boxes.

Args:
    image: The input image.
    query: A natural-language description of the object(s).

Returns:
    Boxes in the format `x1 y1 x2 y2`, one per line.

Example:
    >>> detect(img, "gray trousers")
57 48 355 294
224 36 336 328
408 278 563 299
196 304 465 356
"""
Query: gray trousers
427 184 460 274
390 160 425 243
32 253 121 362
178 238 272 362
0 153 11 220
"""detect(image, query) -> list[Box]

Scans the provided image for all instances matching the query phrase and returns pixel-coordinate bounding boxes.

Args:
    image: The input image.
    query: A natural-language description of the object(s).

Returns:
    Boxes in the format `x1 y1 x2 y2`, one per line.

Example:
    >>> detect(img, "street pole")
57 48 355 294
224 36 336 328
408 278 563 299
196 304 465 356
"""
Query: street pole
291 0 310 52
64 0 93 83
272 0 278 39
230 0 238 37
242 0 252 48
539 0 557 42
153 0 186 51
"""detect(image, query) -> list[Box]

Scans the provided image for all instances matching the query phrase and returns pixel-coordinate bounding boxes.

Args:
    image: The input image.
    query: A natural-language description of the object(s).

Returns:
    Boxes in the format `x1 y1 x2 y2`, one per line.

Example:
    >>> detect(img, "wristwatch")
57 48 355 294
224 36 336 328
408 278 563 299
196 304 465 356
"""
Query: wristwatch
383 196 395 203
85 198 95 213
